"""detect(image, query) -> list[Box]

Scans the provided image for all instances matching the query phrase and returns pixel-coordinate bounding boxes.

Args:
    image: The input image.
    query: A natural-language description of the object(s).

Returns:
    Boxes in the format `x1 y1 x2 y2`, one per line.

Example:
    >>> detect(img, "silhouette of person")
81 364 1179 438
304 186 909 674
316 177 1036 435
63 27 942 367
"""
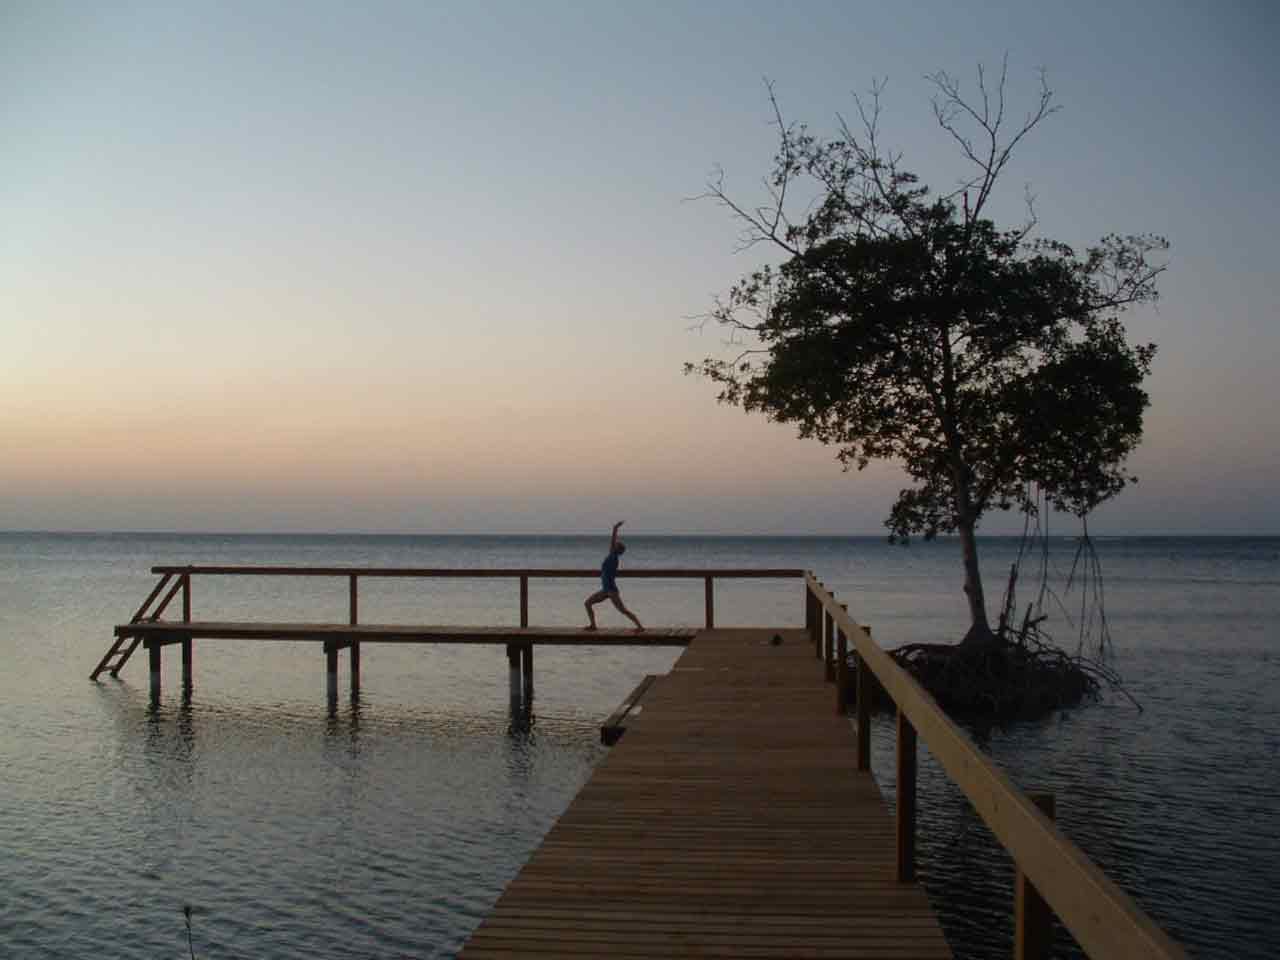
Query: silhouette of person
584 521 644 631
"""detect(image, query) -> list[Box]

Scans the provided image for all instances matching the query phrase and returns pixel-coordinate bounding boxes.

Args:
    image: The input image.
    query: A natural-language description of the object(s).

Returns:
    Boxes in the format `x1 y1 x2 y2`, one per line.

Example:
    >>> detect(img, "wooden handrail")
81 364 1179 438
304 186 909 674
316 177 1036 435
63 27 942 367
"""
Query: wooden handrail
129 572 173 623
804 572 1186 959
151 565 805 578
132 566 804 634
150 574 187 622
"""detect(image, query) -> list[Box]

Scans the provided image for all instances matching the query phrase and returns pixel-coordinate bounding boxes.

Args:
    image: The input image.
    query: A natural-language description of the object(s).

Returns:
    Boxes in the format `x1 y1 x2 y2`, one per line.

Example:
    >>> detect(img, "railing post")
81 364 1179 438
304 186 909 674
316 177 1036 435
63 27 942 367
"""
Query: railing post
1015 793 1057 960
836 623 849 714
896 708 917 882
804 581 815 638
811 591 821 657
814 584 825 659
824 609 835 682
704 576 714 629
349 574 360 694
855 638 871 771
181 574 192 691
520 575 529 628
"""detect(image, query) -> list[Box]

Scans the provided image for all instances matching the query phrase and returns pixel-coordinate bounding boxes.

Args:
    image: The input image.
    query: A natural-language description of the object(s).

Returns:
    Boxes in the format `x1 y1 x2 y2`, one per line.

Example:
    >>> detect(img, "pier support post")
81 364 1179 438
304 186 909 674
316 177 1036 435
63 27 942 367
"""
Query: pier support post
1015 793 1056 960
507 642 521 706
349 574 360 697
896 709 917 882
519 575 529 628
326 642 338 705
704 576 714 629
507 641 532 730
181 574 192 693
149 640 162 703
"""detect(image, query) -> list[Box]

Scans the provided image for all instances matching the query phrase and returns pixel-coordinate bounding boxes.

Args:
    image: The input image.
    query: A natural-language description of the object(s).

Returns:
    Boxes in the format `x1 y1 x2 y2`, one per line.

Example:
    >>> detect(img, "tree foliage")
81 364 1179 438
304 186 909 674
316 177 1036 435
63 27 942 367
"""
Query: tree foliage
689 64 1167 642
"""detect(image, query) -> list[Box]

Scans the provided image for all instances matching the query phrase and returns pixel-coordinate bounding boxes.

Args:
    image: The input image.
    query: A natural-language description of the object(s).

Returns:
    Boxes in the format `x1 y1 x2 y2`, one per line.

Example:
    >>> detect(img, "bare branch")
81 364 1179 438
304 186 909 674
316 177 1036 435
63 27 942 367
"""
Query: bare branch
928 57 1060 225
1013 182 1039 242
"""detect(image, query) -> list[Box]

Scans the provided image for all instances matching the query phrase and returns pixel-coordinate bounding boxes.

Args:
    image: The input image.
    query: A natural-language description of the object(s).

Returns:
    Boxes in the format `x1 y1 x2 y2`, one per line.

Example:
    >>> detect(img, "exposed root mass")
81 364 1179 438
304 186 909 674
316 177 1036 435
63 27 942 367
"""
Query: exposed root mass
852 629 1132 728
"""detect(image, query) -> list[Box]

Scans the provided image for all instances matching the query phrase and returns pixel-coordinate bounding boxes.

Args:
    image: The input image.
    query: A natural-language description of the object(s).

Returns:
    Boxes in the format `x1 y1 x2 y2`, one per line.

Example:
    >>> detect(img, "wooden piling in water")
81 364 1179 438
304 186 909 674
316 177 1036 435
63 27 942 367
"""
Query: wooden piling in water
1016 792 1056 960
325 642 338 702
149 640 161 703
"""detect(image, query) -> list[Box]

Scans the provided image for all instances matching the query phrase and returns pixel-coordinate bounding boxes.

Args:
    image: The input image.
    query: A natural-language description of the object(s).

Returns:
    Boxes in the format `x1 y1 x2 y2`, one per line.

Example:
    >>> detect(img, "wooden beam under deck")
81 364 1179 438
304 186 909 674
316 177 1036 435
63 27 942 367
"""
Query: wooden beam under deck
115 620 694 646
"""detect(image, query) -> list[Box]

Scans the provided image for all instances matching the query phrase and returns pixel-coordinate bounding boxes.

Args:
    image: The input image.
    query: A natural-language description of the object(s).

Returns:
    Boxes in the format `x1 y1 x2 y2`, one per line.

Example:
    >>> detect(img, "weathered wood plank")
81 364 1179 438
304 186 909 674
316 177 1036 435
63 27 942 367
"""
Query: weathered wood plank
457 627 952 959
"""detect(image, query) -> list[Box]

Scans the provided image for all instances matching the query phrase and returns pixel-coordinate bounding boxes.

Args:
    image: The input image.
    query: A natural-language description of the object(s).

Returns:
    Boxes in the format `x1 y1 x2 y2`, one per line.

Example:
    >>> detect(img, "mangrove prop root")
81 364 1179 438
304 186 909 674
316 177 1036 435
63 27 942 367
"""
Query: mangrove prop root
851 626 1136 727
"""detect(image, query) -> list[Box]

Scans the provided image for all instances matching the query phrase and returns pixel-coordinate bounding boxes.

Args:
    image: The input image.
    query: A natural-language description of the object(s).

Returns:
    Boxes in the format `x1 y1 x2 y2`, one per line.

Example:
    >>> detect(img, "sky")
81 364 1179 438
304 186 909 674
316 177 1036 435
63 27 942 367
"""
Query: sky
2 1 1277 535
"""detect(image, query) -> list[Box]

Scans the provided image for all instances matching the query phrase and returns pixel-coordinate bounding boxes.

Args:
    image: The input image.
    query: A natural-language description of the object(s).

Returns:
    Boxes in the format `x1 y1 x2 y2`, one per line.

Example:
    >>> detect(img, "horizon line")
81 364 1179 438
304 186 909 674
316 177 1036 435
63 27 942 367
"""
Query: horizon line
3 529 1277 539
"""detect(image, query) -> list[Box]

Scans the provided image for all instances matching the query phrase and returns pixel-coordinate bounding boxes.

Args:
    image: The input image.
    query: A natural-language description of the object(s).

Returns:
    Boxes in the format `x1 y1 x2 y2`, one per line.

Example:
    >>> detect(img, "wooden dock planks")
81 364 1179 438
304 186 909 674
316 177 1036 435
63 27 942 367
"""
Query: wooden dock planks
458 627 952 959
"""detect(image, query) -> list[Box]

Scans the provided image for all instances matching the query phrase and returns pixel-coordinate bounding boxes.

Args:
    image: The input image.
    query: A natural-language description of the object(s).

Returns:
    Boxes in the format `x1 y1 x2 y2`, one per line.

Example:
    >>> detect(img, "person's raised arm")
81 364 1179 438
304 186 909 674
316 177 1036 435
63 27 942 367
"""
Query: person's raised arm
611 521 624 550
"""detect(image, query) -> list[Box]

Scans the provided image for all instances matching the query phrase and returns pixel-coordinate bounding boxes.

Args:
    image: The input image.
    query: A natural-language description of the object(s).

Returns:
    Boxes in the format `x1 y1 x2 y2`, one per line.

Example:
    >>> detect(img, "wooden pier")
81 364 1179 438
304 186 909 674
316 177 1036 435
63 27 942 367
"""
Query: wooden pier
96 565 1188 960
94 565 783 710
460 626 951 959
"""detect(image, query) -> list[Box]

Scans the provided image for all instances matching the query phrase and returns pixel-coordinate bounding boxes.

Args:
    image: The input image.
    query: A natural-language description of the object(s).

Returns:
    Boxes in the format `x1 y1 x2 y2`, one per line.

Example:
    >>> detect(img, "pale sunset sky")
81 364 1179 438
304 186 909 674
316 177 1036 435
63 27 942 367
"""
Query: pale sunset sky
2 2 1276 534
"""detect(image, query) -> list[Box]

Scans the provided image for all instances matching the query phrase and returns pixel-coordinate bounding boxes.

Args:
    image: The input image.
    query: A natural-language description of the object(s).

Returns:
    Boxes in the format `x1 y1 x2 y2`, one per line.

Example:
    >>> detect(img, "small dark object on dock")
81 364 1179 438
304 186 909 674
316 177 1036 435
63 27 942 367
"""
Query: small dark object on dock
601 674 658 745
771 633 783 645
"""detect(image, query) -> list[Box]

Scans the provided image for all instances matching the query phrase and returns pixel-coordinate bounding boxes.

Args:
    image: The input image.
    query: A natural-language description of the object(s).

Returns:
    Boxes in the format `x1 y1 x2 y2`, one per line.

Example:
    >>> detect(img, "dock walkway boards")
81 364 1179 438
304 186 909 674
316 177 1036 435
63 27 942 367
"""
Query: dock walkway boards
459 627 952 959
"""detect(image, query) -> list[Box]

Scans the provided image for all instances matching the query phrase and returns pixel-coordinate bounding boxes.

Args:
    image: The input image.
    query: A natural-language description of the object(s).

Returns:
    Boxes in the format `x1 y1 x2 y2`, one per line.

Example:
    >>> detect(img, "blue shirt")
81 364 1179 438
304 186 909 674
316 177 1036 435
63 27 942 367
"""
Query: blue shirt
601 550 620 591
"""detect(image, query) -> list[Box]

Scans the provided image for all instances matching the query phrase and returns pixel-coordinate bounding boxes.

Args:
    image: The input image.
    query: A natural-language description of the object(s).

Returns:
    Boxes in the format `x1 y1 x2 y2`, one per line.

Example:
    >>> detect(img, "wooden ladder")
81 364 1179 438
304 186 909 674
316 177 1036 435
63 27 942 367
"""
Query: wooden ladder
90 572 185 680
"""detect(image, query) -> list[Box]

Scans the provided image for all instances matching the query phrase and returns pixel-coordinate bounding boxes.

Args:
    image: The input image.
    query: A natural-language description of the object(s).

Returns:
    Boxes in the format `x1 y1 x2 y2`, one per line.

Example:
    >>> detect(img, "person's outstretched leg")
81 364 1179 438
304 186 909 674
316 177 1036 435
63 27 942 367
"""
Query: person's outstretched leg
584 590 605 630
610 594 644 631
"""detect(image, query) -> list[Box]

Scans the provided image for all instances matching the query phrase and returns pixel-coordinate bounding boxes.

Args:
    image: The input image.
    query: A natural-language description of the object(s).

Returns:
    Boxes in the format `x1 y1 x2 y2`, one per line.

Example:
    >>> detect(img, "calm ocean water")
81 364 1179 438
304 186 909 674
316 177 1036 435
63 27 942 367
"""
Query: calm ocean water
0 532 1276 958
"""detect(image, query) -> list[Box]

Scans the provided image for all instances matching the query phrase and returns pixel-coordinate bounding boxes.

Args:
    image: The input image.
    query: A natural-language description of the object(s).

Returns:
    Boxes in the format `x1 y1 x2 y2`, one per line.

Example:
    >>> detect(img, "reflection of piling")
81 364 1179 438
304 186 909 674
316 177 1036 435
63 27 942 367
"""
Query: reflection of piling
324 639 362 715
507 641 534 729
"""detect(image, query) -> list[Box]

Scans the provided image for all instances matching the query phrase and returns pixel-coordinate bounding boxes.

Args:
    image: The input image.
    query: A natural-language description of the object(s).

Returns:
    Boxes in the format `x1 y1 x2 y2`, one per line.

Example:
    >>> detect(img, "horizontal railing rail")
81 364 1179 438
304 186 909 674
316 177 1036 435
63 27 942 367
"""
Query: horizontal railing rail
136 566 806 633
104 568 803 701
804 571 1186 960
152 565 804 578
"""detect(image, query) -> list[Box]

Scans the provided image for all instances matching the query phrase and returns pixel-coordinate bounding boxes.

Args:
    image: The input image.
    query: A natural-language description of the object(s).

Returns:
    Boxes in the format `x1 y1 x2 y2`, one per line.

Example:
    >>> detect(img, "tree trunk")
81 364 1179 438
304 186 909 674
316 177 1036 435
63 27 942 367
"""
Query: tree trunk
957 518 996 647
